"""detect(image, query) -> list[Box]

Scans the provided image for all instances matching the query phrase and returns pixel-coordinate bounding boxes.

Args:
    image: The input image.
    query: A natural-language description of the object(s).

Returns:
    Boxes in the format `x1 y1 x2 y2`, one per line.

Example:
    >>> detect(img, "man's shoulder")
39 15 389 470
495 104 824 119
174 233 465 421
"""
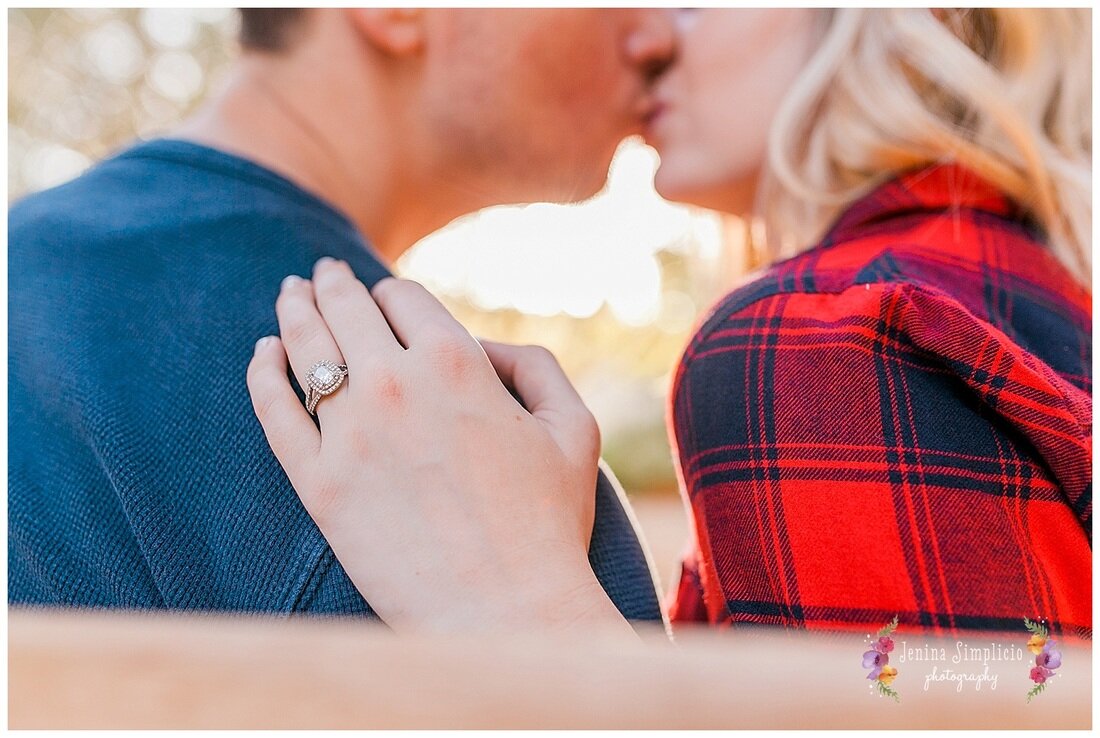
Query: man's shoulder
12 146 335 257
10 140 389 314
9 137 389 405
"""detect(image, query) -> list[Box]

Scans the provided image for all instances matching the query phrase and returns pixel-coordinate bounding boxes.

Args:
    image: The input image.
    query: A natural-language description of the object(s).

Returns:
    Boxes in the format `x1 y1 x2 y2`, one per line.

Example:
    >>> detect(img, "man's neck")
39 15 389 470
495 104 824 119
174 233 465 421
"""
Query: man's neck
172 57 453 265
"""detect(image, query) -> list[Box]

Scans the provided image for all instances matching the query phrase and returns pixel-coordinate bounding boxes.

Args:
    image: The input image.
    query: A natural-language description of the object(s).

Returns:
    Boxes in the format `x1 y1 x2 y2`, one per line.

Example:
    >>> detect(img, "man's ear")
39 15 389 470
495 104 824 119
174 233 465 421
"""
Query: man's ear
345 8 425 56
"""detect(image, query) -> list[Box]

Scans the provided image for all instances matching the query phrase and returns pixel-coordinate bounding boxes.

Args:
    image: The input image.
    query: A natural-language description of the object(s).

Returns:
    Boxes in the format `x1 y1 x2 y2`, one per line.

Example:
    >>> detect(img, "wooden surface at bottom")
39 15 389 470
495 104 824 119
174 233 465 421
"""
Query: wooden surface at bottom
8 608 1092 729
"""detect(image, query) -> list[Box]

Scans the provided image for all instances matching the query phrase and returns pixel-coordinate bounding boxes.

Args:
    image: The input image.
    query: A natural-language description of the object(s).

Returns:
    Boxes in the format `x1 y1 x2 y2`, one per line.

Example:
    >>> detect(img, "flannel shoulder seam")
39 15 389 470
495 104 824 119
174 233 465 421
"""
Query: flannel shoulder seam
708 273 1090 439
685 255 1035 355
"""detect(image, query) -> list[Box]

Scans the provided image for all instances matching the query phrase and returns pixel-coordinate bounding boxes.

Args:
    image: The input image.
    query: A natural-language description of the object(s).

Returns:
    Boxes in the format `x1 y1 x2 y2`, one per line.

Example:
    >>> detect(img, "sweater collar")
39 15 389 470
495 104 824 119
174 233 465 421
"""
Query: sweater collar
823 162 1022 244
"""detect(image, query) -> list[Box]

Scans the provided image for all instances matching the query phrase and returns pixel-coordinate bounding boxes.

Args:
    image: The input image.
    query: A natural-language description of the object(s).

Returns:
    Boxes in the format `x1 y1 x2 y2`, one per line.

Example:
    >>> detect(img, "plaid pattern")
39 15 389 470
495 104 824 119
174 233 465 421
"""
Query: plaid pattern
668 163 1092 638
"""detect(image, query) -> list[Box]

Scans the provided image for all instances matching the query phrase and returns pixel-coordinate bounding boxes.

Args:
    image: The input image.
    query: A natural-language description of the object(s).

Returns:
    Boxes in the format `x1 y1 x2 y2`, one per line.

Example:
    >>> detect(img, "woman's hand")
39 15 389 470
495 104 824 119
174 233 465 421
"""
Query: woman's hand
246 257 633 636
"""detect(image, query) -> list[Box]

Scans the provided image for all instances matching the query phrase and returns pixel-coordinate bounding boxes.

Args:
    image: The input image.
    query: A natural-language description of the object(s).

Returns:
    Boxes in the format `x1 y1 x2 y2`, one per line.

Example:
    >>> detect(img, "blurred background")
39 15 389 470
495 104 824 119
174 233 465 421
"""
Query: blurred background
8 8 757 593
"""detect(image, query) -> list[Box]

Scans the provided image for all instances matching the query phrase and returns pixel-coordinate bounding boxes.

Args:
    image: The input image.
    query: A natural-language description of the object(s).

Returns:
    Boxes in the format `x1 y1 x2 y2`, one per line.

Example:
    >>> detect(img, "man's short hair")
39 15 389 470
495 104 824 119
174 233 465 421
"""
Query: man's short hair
238 8 306 52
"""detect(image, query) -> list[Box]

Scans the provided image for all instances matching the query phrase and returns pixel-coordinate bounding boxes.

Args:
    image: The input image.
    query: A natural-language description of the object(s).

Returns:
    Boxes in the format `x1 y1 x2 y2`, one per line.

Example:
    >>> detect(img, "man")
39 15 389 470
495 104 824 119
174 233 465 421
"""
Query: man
9 9 675 620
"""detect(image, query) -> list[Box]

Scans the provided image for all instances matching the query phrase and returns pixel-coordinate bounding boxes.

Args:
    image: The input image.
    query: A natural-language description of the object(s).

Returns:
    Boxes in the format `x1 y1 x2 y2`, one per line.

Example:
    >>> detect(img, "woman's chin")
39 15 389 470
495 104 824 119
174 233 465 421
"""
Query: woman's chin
654 172 732 215
653 164 756 217
653 166 695 206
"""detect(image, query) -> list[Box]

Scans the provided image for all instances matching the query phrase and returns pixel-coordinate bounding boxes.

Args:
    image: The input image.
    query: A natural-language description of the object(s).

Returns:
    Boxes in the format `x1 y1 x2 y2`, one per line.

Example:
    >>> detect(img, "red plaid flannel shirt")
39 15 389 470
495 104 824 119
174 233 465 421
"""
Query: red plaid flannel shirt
668 163 1092 638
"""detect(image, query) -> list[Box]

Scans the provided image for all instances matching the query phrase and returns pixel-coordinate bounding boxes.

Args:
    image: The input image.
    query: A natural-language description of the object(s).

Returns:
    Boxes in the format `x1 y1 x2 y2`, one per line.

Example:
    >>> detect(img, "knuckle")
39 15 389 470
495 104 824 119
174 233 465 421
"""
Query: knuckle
274 287 292 310
249 377 282 424
245 354 264 386
419 323 466 352
275 283 307 313
426 331 482 377
280 314 313 347
575 409 602 458
396 277 426 294
370 276 401 301
252 389 277 422
359 363 406 409
372 368 407 408
317 272 356 304
426 329 469 355
524 344 558 366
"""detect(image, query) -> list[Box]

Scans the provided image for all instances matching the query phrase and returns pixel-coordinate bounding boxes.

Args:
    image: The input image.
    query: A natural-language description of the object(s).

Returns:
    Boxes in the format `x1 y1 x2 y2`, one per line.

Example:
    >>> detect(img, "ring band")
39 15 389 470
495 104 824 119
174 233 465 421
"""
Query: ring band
305 360 348 415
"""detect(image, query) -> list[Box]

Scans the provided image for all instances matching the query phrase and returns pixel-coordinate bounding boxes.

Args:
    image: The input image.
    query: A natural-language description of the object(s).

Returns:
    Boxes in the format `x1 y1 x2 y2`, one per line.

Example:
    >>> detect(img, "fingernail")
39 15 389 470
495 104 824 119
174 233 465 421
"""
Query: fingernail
255 336 276 351
281 275 302 290
315 256 336 270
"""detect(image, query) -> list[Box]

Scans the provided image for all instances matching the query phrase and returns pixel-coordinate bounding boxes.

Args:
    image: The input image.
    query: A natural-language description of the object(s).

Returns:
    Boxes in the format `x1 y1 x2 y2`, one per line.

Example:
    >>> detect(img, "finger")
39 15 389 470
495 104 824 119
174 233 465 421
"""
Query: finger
274 275 349 425
369 277 469 350
479 340 600 462
311 257 402 365
247 335 321 477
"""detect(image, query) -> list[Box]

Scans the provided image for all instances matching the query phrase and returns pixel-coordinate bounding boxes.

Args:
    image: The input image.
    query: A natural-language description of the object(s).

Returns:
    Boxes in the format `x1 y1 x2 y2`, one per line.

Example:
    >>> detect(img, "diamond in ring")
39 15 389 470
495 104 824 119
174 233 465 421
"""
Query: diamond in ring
305 360 348 414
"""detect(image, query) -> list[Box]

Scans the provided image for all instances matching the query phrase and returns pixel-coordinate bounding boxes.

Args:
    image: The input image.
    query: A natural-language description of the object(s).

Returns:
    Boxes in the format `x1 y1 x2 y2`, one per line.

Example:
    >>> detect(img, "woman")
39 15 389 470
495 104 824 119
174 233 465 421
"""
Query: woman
247 8 1091 637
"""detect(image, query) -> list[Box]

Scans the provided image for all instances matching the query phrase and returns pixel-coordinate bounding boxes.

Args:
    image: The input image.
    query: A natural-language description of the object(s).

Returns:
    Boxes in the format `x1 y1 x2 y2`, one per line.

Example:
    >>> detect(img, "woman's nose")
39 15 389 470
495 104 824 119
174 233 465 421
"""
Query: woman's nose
625 8 678 81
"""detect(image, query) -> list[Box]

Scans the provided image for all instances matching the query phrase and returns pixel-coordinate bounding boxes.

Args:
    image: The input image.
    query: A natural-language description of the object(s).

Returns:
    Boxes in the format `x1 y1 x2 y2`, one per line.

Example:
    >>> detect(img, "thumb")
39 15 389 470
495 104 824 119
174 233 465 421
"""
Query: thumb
478 340 601 463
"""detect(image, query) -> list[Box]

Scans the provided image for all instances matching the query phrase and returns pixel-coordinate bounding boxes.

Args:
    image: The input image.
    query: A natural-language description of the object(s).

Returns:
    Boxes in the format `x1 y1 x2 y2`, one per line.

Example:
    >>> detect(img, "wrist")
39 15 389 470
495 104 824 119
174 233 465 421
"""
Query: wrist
487 554 635 639
537 569 637 638
403 553 634 639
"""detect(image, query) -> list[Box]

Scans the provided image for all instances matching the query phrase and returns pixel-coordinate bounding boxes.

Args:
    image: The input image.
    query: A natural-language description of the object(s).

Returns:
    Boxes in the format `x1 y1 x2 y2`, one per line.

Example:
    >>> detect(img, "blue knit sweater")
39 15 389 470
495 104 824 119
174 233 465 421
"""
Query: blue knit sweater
8 138 662 621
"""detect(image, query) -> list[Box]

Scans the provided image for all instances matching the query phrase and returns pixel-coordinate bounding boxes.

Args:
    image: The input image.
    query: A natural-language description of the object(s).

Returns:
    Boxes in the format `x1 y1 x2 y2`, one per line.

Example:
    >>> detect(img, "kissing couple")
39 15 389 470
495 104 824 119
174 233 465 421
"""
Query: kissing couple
11 8 1091 640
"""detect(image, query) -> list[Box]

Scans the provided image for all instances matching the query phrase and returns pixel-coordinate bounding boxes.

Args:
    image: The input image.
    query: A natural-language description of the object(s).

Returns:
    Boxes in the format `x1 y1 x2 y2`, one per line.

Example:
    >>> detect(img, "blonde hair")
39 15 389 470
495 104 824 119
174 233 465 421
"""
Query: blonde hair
757 8 1092 286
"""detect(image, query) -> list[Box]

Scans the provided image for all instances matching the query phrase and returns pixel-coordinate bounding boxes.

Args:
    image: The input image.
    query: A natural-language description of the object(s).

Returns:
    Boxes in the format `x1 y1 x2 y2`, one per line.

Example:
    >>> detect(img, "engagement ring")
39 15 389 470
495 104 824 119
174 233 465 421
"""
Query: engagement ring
305 360 348 415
